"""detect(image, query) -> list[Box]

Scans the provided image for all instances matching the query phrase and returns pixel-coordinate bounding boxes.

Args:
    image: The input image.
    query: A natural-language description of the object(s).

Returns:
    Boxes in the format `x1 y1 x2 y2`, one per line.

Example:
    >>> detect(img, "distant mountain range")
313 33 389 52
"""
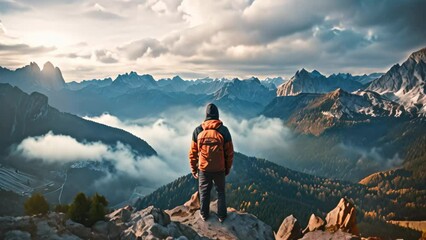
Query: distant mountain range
276 69 367 96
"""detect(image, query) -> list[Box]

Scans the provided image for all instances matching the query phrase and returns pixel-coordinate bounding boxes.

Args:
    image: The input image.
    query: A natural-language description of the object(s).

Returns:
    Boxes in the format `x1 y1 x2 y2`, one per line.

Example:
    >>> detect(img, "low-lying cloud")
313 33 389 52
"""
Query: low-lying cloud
14 131 178 184
339 144 404 170
84 107 294 173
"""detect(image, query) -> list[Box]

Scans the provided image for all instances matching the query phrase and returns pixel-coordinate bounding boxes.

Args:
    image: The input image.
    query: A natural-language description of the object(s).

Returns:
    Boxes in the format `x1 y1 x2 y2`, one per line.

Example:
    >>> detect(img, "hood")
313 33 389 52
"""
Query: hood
202 119 223 130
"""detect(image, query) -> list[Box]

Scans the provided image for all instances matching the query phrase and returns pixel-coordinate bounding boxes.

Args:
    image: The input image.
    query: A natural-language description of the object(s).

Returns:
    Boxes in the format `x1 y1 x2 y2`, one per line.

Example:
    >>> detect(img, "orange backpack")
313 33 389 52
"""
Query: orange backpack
197 125 226 172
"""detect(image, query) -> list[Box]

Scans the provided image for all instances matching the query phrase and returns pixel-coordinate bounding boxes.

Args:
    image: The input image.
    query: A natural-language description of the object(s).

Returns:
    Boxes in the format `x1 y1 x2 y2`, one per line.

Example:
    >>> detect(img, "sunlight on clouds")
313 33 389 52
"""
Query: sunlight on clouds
0 0 425 81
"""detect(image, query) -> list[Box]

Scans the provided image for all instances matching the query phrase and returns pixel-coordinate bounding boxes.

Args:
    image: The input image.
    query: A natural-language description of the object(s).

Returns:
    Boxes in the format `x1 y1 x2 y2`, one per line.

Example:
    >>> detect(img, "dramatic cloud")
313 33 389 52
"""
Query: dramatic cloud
0 43 55 54
0 0 425 81
119 38 167 60
94 49 118 64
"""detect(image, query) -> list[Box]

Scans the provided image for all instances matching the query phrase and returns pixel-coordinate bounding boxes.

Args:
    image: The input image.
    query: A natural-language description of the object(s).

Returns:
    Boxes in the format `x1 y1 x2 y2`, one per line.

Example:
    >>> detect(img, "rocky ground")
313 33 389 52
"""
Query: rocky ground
0 192 375 240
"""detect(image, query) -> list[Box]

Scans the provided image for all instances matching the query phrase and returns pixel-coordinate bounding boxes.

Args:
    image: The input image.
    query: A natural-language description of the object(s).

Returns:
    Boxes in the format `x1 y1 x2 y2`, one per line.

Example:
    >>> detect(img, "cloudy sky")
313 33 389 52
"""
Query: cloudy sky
0 0 425 82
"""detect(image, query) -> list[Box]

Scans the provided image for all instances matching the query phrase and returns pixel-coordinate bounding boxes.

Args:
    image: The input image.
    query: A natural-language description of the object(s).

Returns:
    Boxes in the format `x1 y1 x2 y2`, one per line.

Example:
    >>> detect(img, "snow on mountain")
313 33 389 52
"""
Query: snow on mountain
276 69 364 96
264 88 410 135
157 75 194 92
366 47 426 114
213 77 275 106
261 76 285 90
112 71 157 89
185 77 230 95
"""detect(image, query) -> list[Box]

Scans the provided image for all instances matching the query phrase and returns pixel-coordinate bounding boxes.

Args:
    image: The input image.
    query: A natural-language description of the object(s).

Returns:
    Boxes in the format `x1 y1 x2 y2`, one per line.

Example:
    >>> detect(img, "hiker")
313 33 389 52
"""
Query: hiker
189 103 234 223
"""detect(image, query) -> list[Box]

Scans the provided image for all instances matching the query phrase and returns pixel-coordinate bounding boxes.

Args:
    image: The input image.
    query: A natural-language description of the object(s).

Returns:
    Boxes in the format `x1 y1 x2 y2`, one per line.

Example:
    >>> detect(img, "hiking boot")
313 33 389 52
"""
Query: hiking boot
199 212 208 221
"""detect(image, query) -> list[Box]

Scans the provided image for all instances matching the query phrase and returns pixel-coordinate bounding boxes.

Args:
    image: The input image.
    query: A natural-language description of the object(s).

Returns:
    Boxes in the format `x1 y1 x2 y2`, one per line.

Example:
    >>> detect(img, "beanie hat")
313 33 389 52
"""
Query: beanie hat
205 103 219 120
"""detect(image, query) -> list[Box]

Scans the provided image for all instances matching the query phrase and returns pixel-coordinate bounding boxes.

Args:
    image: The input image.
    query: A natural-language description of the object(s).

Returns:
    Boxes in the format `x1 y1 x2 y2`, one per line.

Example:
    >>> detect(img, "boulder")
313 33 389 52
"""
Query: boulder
300 229 360 240
167 199 274 240
325 198 359 235
184 191 201 211
120 205 204 239
36 220 58 239
276 215 303 240
0 216 33 235
302 214 325 234
4 230 31 240
65 219 91 239
108 205 133 223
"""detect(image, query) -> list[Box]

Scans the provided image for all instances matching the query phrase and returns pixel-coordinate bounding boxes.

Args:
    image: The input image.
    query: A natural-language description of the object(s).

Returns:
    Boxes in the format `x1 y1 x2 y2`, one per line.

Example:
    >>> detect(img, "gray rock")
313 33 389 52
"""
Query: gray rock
4 230 31 240
92 220 108 233
167 200 274 240
36 220 58 239
300 229 360 240
65 219 91 239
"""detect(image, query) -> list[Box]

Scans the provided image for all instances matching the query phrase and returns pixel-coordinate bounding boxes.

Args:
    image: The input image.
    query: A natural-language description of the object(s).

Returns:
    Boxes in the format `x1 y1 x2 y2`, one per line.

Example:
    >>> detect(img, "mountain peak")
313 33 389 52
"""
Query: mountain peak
298 68 308 75
29 62 41 72
42 61 55 72
311 70 322 77
171 75 183 81
409 47 426 63
328 88 347 98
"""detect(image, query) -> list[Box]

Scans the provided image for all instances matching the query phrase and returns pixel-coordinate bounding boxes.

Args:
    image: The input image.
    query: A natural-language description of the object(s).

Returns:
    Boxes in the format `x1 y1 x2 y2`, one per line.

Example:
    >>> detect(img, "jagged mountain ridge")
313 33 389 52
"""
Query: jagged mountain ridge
214 77 276 106
0 62 66 92
277 69 364 96
264 88 410 135
210 77 277 117
367 47 426 114
67 77 113 91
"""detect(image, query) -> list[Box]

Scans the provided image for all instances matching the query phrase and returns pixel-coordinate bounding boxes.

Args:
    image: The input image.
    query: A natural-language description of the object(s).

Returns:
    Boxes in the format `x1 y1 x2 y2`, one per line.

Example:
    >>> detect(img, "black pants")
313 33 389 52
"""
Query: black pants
198 170 227 218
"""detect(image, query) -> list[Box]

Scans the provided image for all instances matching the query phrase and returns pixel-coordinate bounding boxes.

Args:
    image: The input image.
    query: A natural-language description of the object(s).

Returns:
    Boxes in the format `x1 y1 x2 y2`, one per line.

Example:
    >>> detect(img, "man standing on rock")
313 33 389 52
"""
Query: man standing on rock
189 103 234 223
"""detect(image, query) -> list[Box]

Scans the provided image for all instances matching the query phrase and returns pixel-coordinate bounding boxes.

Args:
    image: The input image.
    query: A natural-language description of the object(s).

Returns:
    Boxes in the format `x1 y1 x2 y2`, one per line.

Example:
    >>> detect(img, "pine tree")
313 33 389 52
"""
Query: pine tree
88 193 108 226
24 193 49 215
68 192 90 226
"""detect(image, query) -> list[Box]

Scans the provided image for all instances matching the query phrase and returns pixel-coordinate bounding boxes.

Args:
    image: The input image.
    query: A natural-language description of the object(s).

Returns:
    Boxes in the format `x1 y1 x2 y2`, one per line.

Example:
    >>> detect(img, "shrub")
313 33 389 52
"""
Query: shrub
68 192 91 226
54 204 69 213
68 192 108 227
24 193 49 216
88 193 109 226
